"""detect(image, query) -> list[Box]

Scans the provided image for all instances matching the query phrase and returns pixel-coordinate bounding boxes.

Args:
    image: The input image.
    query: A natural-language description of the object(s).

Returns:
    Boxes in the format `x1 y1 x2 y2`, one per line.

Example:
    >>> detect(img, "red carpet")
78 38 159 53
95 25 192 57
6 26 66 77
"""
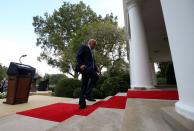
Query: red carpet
17 103 80 122
76 101 104 116
17 96 127 122
100 96 127 109
77 96 127 116
17 90 177 122
127 89 179 100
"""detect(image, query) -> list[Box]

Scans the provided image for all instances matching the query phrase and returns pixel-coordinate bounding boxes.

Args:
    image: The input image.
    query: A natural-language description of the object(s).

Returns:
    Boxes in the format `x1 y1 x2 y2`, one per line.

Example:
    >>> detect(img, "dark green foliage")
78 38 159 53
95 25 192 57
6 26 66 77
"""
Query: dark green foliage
0 64 7 81
90 88 103 99
120 72 130 86
166 63 176 84
48 85 56 92
33 1 126 78
157 77 167 84
117 80 129 92
100 77 120 96
157 77 166 84
156 62 176 85
48 74 67 85
71 22 126 75
73 88 81 98
96 71 130 97
73 87 103 99
108 59 129 76
33 1 98 78
0 92 7 99
54 71 130 98
95 76 108 90
55 78 81 97
157 62 169 78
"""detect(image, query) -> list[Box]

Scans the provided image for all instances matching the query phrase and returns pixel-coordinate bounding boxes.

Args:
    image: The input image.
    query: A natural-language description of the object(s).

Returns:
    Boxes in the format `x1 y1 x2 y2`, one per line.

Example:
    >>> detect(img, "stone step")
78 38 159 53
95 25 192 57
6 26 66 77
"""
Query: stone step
121 98 177 131
47 115 86 131
115 92 127 96
47 108 125 131
0 114 58 131
46 93 126 131
0 93 125 131
161 106 194 131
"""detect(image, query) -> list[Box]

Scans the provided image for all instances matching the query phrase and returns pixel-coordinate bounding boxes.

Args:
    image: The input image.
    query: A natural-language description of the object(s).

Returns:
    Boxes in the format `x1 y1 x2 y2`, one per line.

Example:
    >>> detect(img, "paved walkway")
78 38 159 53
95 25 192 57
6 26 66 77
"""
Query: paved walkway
0 95 76 131
0 95 73 118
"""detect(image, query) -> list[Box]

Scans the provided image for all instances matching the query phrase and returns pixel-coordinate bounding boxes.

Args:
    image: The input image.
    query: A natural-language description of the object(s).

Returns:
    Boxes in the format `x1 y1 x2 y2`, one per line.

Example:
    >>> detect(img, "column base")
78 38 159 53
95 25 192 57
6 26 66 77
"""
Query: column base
175 101 194 121
131 85 154 89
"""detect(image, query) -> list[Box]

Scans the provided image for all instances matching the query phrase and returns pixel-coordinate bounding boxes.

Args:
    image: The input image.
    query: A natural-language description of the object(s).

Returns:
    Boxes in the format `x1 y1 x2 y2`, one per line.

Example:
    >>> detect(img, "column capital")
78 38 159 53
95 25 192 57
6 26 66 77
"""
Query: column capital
126 0 143 10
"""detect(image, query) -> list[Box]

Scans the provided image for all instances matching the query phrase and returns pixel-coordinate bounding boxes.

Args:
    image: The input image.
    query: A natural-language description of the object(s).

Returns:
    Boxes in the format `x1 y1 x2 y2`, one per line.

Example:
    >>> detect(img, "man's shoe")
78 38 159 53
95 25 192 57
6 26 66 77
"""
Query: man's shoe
79 104 86 109
86 97 96 102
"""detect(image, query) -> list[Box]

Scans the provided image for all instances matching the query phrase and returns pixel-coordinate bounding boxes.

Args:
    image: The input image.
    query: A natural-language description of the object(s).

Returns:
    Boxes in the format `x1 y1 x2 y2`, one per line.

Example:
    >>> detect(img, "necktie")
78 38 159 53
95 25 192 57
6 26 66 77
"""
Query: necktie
91 50 95 69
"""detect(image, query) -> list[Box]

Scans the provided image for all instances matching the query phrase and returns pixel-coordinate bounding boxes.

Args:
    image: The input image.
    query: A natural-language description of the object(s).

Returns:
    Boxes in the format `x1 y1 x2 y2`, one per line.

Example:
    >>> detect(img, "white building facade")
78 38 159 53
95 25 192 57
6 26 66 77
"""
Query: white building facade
123 0 194 121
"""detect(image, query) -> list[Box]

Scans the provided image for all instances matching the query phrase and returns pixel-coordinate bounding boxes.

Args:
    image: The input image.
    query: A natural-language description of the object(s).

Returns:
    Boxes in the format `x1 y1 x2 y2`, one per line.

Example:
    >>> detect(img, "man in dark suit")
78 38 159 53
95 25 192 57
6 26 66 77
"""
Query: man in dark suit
76 39 99 109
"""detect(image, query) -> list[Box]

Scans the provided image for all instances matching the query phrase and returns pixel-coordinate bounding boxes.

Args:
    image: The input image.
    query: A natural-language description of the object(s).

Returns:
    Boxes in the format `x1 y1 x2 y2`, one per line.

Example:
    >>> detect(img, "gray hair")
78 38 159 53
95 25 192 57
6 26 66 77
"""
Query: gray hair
88 39 96 45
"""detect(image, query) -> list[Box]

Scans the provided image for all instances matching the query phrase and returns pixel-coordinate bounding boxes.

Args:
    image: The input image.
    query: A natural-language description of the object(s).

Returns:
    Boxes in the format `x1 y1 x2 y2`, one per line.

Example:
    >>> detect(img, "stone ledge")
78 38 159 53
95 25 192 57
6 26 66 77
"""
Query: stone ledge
161 106 194 131
121 99 176 131
30 91 52 96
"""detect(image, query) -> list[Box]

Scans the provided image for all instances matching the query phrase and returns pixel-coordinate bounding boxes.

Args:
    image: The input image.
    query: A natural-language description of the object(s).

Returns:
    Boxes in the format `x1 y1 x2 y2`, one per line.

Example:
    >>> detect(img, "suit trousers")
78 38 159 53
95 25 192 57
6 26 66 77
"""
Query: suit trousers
79 71 99 106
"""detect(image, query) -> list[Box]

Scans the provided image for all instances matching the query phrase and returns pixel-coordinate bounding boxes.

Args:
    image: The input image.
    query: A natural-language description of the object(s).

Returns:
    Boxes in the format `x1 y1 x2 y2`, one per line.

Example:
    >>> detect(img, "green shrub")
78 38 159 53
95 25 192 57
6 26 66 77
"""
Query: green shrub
101 77 119 96
55 78 81 98
91 88 103 99
73 88 81 98
0 92 7 99
117 80 129 92
97 72 130 97
73 88 103 99
48 74 67 85
166 63 176 84
120 72 130 87
48 85 56 92
157 77 166 84
95 76 108 89
51 92 55 96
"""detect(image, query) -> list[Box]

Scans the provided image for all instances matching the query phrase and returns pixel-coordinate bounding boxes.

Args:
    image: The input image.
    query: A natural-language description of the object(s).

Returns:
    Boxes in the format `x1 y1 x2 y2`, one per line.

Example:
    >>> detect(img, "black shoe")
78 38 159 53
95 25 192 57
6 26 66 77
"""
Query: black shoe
86 97 96 102
79 104 86 109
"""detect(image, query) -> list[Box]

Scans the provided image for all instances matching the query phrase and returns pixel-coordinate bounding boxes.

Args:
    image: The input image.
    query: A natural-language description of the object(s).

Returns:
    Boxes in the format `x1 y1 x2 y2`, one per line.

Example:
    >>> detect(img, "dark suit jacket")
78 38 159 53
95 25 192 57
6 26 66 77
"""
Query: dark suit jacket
76 44 97 74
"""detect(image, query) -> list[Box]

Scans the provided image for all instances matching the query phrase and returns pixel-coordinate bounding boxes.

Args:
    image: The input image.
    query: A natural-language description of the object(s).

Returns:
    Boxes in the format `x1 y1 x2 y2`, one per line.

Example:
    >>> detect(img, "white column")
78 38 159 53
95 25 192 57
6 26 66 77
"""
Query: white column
150 62 157 86
128 0 153 89
161 0 194 120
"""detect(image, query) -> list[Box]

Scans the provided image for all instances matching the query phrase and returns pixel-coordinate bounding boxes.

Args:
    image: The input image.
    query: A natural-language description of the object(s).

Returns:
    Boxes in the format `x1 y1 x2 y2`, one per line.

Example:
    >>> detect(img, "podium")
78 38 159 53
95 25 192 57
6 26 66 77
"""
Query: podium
4 62 35 105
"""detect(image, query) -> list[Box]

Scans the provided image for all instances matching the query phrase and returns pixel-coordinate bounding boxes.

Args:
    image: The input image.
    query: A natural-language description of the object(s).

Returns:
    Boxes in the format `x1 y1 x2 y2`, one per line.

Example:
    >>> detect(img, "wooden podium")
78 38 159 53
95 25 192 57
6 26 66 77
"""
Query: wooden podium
4 62 35 105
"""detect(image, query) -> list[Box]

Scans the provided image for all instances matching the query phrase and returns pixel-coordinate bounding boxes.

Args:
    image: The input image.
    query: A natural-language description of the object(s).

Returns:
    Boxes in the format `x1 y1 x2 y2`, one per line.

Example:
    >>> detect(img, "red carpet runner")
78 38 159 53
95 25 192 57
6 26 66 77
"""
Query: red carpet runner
77 96 127 116
127 89 179 100
100 96 127 109
17 90 178 122
17 96 127 122
17 103 80 122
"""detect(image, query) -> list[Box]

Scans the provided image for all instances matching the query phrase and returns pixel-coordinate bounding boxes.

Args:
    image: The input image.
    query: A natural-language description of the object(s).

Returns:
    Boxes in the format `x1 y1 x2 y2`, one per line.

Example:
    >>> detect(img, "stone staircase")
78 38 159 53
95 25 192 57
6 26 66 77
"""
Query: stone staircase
47 108 124 131
122 99 175 131
45 93 126 131
47 93 194 131
161 107 194 131
0 92 194 131
121 98 194 131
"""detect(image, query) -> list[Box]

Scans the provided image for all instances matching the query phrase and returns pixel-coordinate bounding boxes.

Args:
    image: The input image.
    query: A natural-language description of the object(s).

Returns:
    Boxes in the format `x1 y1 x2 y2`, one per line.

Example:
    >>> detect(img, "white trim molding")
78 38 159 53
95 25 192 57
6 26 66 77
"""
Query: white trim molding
176 101 194 121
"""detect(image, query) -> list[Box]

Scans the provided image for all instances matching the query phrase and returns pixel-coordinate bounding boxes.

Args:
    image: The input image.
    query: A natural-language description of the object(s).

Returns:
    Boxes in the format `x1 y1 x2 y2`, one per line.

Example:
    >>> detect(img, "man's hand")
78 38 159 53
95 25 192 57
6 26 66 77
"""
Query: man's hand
80 65 86 70
96 67 100 73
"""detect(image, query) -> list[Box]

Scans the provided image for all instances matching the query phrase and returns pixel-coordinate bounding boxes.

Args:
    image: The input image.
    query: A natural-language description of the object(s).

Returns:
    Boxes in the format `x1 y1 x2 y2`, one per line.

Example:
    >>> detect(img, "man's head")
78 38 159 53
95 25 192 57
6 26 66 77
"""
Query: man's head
88 39 97 50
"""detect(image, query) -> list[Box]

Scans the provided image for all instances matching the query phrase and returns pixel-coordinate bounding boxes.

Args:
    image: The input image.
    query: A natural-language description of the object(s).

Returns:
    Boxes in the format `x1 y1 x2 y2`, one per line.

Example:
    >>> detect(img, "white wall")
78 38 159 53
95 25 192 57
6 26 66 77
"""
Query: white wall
160 0 194 121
